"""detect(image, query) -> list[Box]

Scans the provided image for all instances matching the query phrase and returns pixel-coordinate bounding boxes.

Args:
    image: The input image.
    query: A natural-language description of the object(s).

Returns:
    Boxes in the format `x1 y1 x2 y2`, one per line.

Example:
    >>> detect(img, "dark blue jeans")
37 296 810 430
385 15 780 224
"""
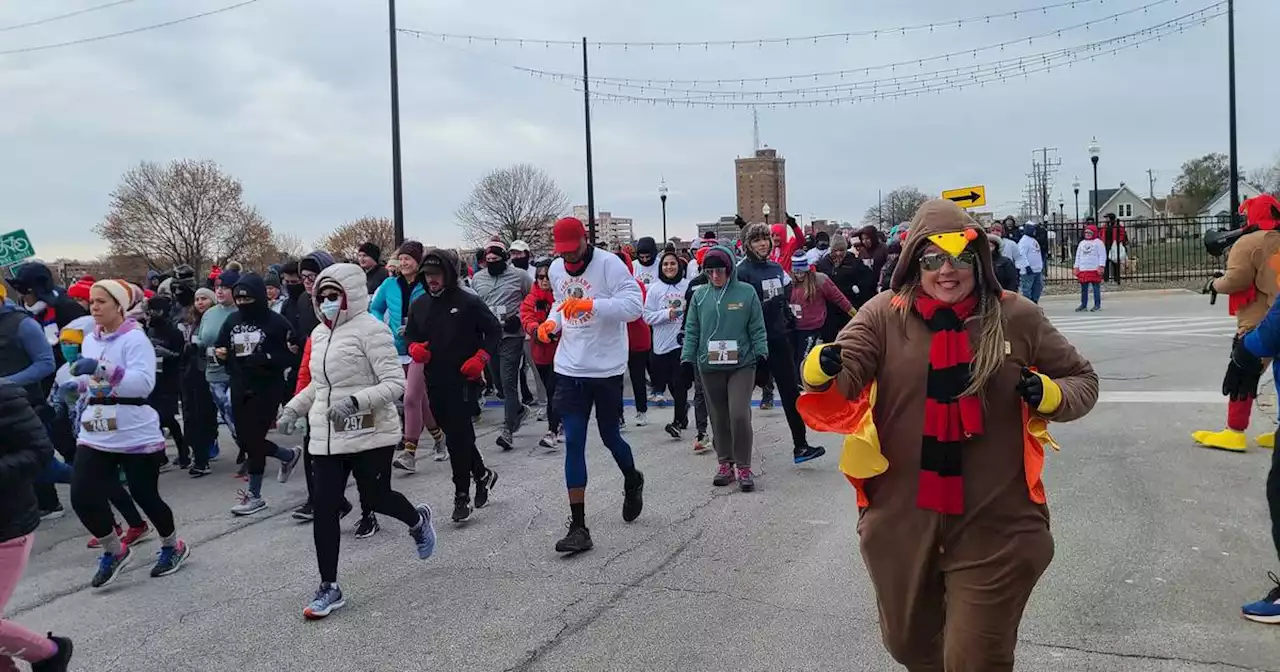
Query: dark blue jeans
1079 282 1101 309
555 374 636 490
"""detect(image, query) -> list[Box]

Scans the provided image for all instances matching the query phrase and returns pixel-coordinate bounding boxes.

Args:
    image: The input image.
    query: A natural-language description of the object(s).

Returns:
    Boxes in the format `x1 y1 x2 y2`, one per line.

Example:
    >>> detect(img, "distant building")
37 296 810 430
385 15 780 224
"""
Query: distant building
572 206 635 247
736 147 787 223
696 216 743 244
1086 183 1155 221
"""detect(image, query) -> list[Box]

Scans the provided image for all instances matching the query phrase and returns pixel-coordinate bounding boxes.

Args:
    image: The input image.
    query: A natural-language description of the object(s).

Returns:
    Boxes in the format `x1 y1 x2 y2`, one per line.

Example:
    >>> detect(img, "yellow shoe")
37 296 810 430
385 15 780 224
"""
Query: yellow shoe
1191 428 1249 452
1257 432 1276 449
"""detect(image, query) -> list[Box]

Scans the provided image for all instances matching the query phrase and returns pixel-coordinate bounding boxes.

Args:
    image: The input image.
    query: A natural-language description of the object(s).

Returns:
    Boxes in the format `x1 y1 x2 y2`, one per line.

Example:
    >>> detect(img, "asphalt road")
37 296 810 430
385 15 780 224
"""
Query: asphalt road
12 289 1280 672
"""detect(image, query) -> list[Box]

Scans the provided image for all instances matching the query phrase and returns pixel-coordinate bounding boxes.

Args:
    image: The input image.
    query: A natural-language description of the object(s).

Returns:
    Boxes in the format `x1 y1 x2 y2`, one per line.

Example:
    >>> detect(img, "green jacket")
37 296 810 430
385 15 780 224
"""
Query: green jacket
680 245 769 372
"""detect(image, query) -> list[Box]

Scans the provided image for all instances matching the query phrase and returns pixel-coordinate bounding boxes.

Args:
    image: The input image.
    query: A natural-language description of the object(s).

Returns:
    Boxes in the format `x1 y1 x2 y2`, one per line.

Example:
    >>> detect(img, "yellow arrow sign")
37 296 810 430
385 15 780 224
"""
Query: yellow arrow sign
942 185 986 209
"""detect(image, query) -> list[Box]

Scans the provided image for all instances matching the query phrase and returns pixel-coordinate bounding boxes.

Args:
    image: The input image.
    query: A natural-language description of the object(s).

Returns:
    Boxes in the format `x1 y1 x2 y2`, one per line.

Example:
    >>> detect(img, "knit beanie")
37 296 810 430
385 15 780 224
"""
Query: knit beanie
701 248 732 271
791 250 810 273
484 238 509 260
59 326 84 345
358 242 382 261
92 279 139 315
68 277 94 301
194 287 217 304
217 269 241 289
397 240 424 265
830 235 849 252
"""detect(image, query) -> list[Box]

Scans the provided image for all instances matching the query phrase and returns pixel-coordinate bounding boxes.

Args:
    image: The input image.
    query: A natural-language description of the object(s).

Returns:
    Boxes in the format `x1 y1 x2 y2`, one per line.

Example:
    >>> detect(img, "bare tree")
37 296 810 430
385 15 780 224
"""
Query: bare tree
456 164 569 250
1249 153 1280 196
272 231 307 260
317 216 396 261
862 186 929 227
95 159 271 276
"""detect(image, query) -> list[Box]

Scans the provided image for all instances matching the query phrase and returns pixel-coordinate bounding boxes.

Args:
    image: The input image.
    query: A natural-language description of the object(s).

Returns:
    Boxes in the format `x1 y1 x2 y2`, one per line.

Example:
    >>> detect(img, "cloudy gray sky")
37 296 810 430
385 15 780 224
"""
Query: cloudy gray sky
3 0 1277 261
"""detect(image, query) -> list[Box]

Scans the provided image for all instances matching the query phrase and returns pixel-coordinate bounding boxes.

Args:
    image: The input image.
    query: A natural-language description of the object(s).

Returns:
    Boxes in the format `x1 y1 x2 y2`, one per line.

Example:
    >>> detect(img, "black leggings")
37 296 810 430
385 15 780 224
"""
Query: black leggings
109 485 145 529
181 376 217 468
624 350 648 414
536 363 561 433
71 445 175 539
766 336 809 449
430 385 487 497
648 349 688 427
231 386 284 477
312 446 419 583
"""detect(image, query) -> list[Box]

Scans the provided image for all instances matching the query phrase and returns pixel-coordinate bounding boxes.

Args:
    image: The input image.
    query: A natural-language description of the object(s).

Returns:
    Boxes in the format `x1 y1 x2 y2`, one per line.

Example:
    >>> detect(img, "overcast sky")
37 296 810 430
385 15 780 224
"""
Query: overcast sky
3 0 1277 261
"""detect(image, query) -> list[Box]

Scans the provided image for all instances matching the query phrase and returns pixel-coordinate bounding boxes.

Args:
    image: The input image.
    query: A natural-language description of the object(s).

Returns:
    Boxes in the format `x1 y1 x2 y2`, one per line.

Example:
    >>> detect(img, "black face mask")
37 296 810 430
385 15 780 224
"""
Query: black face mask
285 282 304 299
512 257 529 270
488 261 508 276
817 241 829 250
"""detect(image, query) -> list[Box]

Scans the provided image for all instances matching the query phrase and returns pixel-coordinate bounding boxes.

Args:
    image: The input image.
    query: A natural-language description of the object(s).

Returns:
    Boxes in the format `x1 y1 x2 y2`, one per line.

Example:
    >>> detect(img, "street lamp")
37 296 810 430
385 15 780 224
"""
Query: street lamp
1072 176 1081 224
1088 136 1113 283
658 179 669 244
762 202 772 223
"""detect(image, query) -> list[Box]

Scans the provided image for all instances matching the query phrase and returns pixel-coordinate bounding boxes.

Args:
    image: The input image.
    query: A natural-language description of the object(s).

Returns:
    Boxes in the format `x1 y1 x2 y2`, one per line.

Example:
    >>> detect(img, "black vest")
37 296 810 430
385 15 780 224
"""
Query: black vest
0 311 44 406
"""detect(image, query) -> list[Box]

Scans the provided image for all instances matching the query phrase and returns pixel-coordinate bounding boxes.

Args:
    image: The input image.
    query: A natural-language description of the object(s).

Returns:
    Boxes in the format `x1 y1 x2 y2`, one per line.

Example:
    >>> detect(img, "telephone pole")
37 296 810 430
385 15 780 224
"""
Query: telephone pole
1030 147 1061 222
1146 169 1159 217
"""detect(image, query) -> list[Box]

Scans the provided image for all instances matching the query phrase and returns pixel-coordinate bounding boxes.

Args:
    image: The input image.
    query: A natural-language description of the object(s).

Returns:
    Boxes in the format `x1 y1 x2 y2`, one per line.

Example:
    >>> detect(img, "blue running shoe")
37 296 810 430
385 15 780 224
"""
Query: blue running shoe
208 443 220 461
150 540 190 578
91 545 133 589
793 444 827 464
409 504 437 559
303 583 345 620
1243 572 1280 624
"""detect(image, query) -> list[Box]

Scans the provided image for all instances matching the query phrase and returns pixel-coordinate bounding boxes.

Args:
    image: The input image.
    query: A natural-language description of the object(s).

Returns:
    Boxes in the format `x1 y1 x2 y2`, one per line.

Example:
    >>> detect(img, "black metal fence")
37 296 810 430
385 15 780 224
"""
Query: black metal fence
1035 216 1225 285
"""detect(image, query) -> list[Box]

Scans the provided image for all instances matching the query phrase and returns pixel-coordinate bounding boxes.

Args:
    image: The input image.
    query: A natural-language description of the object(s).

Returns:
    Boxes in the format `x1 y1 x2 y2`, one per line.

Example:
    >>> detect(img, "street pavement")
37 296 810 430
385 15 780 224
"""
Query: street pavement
13 289 1280 671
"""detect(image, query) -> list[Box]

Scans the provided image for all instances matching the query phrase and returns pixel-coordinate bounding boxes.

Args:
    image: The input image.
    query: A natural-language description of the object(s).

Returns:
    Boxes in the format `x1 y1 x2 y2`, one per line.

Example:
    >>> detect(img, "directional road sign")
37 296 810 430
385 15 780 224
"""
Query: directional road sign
942 185 987 209
0 229 35 267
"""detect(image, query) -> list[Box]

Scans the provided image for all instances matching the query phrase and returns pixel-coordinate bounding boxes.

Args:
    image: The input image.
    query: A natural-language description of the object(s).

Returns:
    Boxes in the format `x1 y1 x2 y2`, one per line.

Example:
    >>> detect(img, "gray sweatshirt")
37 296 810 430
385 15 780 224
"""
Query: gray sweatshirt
471 267 532 339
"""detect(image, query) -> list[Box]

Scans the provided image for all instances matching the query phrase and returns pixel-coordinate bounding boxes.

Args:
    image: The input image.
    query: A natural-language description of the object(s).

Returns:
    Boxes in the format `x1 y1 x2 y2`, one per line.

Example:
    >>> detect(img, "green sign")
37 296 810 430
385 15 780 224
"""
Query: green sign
0 229 35 267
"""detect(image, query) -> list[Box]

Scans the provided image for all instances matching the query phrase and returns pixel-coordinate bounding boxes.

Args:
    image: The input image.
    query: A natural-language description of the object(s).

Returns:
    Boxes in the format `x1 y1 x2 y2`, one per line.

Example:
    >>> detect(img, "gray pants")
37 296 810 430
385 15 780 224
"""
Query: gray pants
494 337 526 433
523 338 547 404
692 366 708 434
701 366 755 468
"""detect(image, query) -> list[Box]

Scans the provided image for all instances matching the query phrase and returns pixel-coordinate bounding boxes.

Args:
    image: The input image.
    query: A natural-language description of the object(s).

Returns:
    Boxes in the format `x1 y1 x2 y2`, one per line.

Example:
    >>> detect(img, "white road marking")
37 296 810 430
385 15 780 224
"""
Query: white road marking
1098 390 1225 403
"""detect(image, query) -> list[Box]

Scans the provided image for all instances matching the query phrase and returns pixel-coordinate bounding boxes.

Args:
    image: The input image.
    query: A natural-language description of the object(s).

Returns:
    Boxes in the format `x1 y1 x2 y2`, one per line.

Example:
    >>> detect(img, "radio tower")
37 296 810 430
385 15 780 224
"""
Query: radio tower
752 108 761 151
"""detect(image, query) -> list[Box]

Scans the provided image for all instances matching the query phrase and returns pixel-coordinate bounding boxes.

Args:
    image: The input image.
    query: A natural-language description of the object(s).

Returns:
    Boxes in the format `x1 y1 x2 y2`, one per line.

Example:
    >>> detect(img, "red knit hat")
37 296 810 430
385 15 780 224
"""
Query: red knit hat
67 277 93 301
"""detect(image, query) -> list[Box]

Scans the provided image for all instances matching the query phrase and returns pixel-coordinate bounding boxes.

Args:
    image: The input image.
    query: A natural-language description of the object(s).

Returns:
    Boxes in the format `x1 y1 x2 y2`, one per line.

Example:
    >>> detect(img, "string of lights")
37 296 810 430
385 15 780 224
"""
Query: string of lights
0 0 140 33
398 0 1175 49
501 3 1222 99
0 0 264 56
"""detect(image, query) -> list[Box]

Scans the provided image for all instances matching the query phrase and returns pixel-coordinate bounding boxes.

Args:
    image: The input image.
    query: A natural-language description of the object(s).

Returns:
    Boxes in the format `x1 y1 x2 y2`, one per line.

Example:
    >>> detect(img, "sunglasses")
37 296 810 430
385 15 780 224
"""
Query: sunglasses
918 250 976 272
318 292 343 302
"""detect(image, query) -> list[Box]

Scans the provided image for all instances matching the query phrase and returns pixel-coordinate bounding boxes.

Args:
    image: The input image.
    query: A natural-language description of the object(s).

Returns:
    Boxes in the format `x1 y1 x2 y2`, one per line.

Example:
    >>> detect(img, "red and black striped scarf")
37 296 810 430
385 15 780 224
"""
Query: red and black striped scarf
915 293 984 515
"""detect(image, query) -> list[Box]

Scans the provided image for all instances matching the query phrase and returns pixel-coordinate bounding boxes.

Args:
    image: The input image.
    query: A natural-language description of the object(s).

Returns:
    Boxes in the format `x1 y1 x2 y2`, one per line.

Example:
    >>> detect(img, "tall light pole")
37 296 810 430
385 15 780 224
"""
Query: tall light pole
387 0 405 246
1089 137 1111 282
658 179 669 244
1228 0 1240 228
1072 176 1081 224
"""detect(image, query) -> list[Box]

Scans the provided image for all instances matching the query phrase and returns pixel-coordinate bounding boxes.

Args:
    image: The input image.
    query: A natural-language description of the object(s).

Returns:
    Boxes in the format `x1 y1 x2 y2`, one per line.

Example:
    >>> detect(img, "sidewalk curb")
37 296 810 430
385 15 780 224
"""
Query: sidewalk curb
1039 288 1196 303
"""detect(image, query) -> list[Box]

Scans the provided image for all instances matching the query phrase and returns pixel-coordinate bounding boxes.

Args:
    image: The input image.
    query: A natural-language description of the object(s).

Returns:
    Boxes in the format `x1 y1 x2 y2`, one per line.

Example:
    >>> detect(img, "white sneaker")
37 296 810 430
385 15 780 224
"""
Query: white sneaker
393 449 417 473
539 432 558 450
432 440 448 462
635 412 648 427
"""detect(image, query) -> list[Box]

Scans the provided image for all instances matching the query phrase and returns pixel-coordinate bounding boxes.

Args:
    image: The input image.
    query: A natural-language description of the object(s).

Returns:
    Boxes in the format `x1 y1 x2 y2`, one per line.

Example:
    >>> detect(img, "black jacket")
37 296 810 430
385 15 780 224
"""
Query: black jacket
365 264 389 297
735 255 795 339
405 249 501 392
146 313 185 402
216 273 297 392
992 254 1021 293
0 380 53 543
815 252 877 310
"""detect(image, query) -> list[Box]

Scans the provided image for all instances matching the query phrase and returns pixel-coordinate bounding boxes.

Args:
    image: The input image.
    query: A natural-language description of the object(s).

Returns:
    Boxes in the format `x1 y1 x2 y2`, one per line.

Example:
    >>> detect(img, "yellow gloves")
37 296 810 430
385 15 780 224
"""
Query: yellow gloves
802 343 842 388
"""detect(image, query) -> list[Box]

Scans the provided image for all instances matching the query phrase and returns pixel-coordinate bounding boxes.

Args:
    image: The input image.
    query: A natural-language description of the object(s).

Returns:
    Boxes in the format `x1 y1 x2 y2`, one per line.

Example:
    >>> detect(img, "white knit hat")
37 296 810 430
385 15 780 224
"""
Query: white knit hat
91 279 142 315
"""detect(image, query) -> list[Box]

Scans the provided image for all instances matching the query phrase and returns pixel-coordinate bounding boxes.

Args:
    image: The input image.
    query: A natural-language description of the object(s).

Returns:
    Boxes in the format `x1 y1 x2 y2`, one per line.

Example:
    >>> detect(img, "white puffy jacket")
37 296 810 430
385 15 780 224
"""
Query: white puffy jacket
286 263 406 456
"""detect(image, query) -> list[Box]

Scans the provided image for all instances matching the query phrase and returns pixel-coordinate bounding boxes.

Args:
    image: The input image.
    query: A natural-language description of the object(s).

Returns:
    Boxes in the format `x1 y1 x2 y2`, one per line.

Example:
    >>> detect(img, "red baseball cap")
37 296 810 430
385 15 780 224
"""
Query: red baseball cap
553 217 586 254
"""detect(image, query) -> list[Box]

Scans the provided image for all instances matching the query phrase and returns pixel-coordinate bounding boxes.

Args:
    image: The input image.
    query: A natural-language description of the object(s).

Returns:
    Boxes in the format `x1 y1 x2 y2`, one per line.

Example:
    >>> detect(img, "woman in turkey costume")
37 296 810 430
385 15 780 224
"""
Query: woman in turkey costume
799 199 1098 671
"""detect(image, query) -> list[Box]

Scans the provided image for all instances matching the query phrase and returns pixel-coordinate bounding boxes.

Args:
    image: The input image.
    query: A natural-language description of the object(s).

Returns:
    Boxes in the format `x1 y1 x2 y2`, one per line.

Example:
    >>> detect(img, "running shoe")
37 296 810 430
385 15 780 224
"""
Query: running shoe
150 540 190 577
759 391 774 410
409 504 437 559
175 458 193 471
647 391 663 405
452 495 472 523
713 462 736 487
393 443 417 472
496 430 514 452
88 524 123 549
535 406 547 422
157 459 173 474
475 468 498 509
355 513 380 539
292 502 315 522
622 470 644 522
1243 572 1280 624
39 504 65 521
555 520 593 554
635 412 648 427
432 439 448 462
793 444 827 464
189 464 212 478
33 633 73 672
120 522 152 547
230 490 267 516
539 432 558 450
664 422 682 439
90 544 132 589
516 404 529 430
693 433 711 454
303 583 345 620
208 443 221 461
737 467 756 492
278 446 301 483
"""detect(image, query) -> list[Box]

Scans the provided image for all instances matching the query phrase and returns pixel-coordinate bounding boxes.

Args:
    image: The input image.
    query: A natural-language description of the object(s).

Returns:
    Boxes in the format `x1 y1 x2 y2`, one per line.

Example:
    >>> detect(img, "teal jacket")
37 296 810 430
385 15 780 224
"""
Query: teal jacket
370 274 427 356
680 245 768 372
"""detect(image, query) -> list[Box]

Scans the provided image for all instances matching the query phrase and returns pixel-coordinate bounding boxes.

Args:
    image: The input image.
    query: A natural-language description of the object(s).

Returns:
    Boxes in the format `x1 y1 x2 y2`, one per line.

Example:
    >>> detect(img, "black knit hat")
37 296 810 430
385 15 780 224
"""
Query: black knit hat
358 242 382 261
396 240 424 264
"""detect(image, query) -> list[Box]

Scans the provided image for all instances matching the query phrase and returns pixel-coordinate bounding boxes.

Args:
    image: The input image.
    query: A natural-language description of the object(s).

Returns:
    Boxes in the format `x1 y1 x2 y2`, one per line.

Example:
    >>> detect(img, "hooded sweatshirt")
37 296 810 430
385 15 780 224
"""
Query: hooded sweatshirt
520 275 559 367
284 250 336 339
370 271 427 358
472 253 533 339
680 245 768 372
215 273 297 391
619 251 652 353
642 251 691 356
1073 227 1106 278
768 220 806 270
75 318 166 454
405 249 501 390
545 244 644 378
632 237 661 285
736 223 795 340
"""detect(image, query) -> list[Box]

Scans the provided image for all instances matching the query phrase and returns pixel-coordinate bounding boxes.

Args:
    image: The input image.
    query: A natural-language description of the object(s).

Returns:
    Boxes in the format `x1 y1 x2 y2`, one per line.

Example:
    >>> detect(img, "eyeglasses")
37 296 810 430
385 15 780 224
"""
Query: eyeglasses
301 272 318 282
918 250 976 272
318 292 343 302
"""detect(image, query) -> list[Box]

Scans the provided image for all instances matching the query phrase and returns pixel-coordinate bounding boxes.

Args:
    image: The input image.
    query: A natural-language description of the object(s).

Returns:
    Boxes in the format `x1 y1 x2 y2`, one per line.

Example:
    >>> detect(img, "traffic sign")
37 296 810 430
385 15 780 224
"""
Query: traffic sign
942 185 987 209
0 229 35 267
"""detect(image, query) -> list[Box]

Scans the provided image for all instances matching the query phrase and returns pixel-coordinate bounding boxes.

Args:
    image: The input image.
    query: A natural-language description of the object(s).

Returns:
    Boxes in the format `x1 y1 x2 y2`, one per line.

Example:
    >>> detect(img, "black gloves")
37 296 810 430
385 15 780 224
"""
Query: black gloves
1202 271 1224 295
1016 367 1044 408
503 314 522 334
754 356 771 388
817 344 843 378
535 299 551 313
1224 336 1264 402
786 213 797 227
734 215 747 230
680 361 696 390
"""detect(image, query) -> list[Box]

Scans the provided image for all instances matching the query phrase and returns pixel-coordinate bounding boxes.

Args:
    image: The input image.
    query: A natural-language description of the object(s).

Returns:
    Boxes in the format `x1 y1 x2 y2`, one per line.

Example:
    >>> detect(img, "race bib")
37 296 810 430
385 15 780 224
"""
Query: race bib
156 355 165 371
862 258 874 268
708 340 739 365
761 278 784 300
488 304 507 320
332 409 374 436
790 304 802 318
81 405 118 434
206 346 218 367
232 331 262 357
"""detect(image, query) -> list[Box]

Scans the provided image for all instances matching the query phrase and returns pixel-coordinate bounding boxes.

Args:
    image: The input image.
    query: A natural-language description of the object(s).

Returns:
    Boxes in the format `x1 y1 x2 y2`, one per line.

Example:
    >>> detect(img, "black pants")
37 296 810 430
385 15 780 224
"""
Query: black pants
536 363 561 434
71 445 175 539
181 375 217 468
1269 441 1280 563
312 446 419 583
231 384 285 477
624 350 649 415
648 349 688 427
766 336 808 449
153 395 187 462
302 434 354 512
429 384 488 497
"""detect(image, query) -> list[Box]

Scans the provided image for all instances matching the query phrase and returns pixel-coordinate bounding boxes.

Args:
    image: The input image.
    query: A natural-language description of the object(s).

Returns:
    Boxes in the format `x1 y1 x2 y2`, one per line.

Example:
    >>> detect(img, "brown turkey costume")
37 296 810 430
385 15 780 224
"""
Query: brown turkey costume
805 200 1098 671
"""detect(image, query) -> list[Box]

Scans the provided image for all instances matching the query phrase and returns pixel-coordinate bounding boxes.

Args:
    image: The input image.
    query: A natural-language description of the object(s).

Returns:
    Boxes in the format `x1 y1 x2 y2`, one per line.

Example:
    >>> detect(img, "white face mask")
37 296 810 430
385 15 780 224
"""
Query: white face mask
320 299 341 321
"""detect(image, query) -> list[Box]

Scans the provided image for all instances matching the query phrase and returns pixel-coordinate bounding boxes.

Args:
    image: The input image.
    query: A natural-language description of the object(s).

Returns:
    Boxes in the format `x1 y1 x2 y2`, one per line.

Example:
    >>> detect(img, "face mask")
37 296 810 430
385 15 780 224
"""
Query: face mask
285 282 304 299
488 261 507 276
817 241 829 250
512 257 529 270
60 344 81 363
320 299 342 321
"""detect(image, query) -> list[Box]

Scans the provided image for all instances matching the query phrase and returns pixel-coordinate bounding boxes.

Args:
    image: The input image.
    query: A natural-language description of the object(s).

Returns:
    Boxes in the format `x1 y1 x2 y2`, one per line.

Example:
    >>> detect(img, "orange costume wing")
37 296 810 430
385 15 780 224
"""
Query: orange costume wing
796 384 886 507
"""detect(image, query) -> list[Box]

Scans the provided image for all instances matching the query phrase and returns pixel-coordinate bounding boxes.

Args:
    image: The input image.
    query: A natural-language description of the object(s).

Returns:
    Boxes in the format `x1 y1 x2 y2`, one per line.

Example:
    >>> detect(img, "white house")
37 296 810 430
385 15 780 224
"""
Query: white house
1200 180 1264 220
1086 183 1156 220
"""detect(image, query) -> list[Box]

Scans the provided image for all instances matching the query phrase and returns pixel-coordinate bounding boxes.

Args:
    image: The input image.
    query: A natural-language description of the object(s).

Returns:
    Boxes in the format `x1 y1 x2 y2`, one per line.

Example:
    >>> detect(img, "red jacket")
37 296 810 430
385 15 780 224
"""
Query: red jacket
618 251 651 352
295 337 312 395
520 285 558 366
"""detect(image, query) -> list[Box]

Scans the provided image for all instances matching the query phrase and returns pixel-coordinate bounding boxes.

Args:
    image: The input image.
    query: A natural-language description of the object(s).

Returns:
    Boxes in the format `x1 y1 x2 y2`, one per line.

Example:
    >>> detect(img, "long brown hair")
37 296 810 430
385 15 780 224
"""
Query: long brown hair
794 268 820 302
892 270 1005 399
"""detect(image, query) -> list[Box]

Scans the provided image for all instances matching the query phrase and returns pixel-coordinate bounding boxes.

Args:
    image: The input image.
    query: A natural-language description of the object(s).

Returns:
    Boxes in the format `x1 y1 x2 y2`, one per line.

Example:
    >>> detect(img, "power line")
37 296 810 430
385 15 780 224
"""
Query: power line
0 0 264 56
399 0 1152 49
0 0 141 33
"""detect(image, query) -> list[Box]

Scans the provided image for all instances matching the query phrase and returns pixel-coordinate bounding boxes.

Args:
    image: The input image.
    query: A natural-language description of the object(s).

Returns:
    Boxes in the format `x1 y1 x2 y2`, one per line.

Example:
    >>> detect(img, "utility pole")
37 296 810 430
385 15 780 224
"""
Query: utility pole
1031 147 1061 221
1146 169 1158 217
582 37 597 245
387 0 405 246
1228 0 1240 227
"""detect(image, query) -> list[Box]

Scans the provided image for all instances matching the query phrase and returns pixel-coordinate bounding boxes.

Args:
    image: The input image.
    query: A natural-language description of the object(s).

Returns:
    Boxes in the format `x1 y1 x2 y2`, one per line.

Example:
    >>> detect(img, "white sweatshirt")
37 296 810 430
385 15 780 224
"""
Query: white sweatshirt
1074 238 1107 272
547 252 644 378
75 319 166 454
632 259 659 286
642 277 692 355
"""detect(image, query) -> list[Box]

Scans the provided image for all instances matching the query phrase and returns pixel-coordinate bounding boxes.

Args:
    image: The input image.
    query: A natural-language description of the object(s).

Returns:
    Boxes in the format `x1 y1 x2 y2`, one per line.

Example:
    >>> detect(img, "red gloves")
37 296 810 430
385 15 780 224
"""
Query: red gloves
408 342 431 364
460 350 490 381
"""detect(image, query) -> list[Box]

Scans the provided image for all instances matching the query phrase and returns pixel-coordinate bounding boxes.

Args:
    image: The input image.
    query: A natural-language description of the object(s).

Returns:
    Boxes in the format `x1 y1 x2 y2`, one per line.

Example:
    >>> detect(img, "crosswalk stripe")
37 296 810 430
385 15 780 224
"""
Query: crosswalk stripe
1047 314 1235 337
